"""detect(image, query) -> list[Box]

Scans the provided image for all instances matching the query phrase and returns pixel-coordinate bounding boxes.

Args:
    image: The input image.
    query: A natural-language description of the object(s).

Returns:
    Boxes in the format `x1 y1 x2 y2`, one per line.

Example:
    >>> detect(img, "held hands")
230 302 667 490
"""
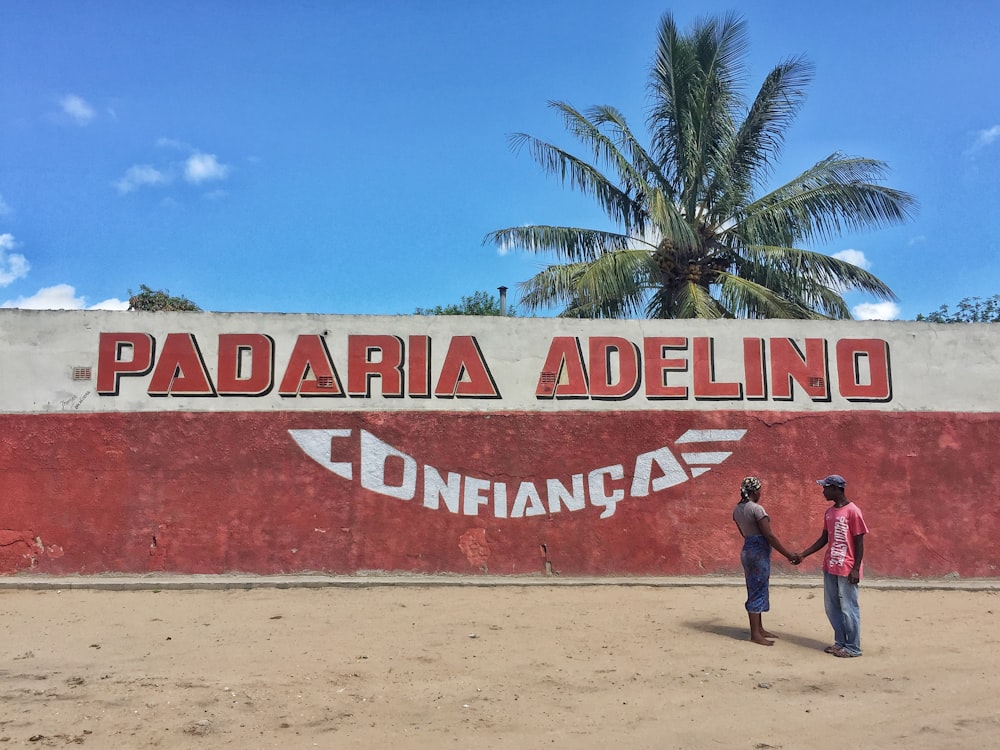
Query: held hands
787 552 802 565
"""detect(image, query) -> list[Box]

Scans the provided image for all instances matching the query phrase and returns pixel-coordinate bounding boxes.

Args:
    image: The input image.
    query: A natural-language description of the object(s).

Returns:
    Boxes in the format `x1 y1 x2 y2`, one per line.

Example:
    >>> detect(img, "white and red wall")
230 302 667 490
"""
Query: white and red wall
1 309 997 577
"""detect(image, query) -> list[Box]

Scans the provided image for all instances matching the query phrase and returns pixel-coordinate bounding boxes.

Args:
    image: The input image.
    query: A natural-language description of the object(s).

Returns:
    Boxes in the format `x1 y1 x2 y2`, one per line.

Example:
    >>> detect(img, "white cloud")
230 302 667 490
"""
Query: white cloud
853 301 900 321
60 94 96 126
156 137 189 151
1 283 129 310
185 152 230 184
2 283 83 309
0 194 11 216
833 248 871 269
974 125 1000 149
964 125 1000 157
115 164 170 194
0 233 31 286
89 297 131 310
114 144 231 196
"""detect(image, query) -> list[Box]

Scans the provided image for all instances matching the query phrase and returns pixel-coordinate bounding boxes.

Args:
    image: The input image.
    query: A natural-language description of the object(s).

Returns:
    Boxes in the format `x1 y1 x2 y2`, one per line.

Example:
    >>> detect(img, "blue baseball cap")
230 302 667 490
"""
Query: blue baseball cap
816 474 846 488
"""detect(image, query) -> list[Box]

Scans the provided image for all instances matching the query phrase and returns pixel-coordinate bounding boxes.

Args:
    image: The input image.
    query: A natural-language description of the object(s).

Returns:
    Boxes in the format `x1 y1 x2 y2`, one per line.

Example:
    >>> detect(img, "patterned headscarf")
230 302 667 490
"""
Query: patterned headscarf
739 476 762 503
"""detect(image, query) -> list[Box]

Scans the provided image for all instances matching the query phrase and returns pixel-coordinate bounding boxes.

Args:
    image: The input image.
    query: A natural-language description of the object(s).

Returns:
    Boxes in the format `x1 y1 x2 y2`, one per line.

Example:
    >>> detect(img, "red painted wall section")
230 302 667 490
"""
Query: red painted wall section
2 410 997 577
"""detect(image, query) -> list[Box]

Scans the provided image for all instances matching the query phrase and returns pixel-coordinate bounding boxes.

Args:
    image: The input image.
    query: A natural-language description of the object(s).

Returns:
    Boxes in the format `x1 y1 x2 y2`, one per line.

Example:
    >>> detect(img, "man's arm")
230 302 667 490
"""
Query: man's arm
797 529 828 560
848 534 865 585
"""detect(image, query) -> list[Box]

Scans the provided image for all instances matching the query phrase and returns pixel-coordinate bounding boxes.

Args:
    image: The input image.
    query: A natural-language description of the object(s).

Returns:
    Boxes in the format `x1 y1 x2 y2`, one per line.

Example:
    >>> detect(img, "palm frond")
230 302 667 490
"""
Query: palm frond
508 132 644 230
641 190 699 250
805 284 855 319
545 102 659 233
740 153 918 245
714 271 826 319
741 244 898 300
649 12 746 216
647 279 727 319
518 250 652 317
484 225 639 262
584 104 673 197
712 55 814 211
647 12 686 179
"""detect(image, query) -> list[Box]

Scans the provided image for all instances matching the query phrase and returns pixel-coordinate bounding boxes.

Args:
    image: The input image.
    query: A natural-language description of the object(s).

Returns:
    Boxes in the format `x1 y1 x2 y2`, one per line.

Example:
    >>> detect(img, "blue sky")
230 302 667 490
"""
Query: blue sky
2 0 998 319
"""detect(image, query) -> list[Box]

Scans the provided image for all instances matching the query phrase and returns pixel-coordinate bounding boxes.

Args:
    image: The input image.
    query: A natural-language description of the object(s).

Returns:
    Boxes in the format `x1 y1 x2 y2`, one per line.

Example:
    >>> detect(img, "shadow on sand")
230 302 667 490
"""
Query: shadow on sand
683 618 829 652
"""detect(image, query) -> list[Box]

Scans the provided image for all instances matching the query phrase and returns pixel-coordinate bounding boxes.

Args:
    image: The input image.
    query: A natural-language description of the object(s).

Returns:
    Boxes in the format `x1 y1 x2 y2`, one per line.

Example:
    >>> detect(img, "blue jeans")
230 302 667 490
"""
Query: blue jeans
823 571 862 655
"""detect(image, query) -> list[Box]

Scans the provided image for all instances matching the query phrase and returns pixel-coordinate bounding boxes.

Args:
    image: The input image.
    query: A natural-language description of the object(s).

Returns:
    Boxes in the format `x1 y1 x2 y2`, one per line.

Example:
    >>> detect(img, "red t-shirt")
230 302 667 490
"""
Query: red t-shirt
822 502 869 578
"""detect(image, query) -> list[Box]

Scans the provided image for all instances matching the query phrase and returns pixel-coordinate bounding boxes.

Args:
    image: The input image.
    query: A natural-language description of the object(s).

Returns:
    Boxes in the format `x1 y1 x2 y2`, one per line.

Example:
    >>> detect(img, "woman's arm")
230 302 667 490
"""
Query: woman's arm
758 516 795 561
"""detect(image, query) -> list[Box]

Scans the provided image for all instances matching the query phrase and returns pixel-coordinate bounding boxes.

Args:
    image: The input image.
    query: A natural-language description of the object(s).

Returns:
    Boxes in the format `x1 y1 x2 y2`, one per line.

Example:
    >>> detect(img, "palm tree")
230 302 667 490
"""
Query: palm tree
485 12 916 319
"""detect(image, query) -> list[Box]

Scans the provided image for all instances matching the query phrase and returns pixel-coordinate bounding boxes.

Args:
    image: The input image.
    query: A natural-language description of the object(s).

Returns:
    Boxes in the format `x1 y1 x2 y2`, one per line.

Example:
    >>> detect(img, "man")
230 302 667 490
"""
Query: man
797 474 869 658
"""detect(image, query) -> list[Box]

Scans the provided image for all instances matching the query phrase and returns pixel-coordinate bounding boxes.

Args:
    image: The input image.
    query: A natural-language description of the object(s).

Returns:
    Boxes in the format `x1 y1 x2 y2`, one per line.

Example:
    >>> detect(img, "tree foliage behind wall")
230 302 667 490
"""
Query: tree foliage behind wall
414 290 516 316
128 285 201 312
916 295 1000 323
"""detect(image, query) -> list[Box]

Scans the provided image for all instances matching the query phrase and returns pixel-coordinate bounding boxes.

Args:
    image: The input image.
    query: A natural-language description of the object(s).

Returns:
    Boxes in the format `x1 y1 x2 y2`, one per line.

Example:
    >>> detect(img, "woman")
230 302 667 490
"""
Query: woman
732 477 798 646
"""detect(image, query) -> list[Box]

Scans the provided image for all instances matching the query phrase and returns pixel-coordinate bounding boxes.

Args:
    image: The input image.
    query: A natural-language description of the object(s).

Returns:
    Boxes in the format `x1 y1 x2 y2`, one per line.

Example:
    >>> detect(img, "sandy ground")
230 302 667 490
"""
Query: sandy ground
1 580 998 749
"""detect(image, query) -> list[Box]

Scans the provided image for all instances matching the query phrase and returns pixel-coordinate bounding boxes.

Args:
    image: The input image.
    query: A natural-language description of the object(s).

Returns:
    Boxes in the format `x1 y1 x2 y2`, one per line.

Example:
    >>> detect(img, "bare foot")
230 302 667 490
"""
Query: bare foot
761 630 779 639
750 635 775 646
